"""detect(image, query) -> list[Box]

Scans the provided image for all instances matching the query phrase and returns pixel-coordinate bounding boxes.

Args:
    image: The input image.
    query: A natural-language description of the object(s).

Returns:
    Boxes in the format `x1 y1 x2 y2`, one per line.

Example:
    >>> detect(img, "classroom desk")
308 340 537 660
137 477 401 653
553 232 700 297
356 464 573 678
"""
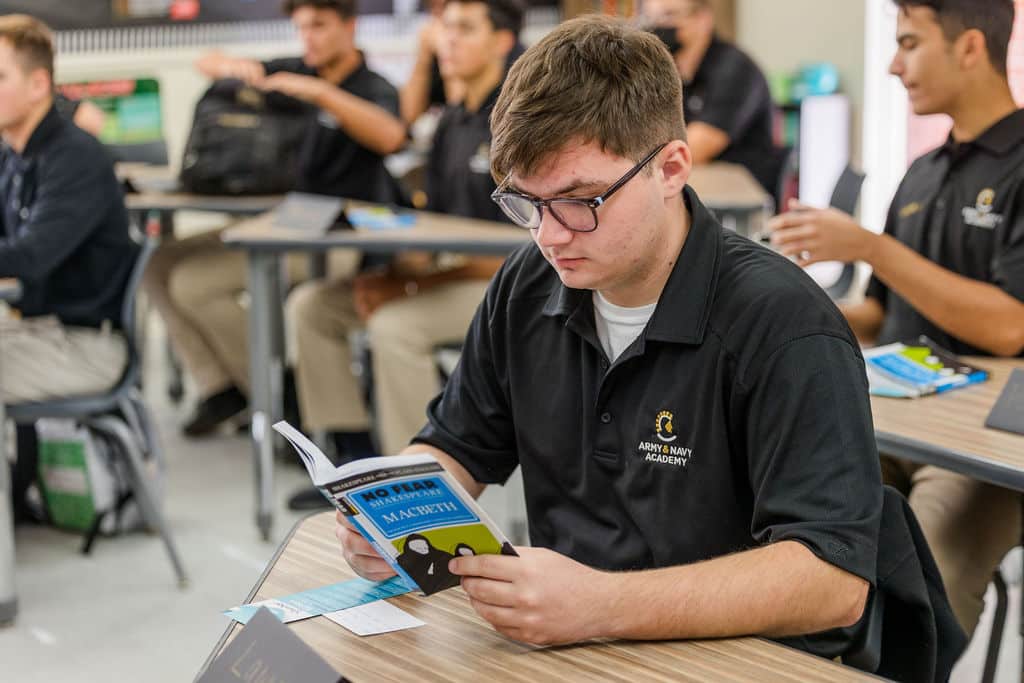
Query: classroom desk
872 358 1024 492
200 512 878 682
223 206 529 540
687 162 773 237
0 278 23 626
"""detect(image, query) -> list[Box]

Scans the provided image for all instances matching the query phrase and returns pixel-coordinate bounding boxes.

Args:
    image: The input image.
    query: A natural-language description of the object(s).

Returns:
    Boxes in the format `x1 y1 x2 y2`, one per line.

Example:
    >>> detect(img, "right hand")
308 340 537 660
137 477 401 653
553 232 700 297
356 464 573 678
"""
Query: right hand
220 57 266 86
335 510 397 581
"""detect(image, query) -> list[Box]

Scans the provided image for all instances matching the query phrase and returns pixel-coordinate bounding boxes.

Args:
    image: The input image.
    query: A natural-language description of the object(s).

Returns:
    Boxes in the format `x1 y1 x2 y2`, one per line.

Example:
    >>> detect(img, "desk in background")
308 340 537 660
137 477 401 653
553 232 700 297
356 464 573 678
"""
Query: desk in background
224 206 530 540
200 512 878 682
687 162 772 237
0 278 23 625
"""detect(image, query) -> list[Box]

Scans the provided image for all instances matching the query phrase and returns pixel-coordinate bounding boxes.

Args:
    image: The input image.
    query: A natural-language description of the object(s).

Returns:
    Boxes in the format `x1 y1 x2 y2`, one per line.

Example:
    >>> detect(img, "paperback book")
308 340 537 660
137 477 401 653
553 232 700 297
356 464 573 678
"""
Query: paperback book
864 336 988 398
273 421 515 595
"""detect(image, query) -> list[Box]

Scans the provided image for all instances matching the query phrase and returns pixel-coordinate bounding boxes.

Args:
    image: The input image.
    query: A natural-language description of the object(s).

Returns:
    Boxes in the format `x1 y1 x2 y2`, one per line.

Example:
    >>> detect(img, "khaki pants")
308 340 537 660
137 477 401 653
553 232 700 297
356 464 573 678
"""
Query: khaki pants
287 276 488 455
0 315 126 402
143 230 309 398
882 455 1022 638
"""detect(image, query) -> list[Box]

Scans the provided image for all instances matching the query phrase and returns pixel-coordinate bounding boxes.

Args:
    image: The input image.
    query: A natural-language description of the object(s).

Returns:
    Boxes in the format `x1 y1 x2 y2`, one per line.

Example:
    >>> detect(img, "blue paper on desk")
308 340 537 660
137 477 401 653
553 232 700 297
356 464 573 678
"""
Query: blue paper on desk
347 207 416 230
225 575 412 625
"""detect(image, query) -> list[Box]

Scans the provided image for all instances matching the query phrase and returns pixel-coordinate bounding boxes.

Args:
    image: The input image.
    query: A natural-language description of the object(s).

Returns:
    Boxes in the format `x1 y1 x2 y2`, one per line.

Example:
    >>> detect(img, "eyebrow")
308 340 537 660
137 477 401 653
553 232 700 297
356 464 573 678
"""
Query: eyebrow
510 179 608 198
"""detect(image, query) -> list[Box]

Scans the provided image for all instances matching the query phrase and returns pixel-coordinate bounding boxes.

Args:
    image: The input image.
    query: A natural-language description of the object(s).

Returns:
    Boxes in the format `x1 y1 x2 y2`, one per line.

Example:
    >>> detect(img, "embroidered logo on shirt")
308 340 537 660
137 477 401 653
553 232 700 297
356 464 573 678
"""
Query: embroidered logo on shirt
636 410 693 467
962 187 1003 230
898 201 922 218
468 143 491 174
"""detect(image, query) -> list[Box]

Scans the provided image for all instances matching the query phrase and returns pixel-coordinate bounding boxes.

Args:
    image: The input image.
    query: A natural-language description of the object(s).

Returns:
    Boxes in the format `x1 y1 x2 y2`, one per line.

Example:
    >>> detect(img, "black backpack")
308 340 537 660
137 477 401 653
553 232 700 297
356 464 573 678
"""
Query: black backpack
179 79 310 195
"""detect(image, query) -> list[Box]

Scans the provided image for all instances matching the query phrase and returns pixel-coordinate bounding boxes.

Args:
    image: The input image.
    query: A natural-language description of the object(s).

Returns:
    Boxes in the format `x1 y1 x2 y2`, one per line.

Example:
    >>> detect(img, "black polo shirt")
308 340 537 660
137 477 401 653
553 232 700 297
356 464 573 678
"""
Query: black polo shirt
0 105 137 328
262 56 403 203
865 109 1024 357
685 35 778 192
415 187 881 606
425 84 507 223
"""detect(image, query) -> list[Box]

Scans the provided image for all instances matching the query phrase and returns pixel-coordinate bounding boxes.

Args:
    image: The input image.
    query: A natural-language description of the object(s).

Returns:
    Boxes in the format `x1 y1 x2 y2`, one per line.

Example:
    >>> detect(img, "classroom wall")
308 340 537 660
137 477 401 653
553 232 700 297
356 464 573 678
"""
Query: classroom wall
735 0 867 166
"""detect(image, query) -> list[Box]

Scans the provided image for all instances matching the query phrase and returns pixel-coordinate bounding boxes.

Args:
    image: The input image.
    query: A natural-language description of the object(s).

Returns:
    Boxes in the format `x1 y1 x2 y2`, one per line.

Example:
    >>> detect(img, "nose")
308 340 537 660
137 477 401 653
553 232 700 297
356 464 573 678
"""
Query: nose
889 53 903 77
532 207 574 249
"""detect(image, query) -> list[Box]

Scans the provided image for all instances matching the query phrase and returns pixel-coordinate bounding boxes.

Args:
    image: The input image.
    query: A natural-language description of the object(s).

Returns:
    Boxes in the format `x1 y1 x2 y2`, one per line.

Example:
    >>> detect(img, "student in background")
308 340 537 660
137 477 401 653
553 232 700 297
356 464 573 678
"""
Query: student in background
337 16 885 655
0 15 138 519
641 0 778 192
285 0 524 509
53 94 106 138
143 0 406 437
400 0 524 124
770 0 1023 637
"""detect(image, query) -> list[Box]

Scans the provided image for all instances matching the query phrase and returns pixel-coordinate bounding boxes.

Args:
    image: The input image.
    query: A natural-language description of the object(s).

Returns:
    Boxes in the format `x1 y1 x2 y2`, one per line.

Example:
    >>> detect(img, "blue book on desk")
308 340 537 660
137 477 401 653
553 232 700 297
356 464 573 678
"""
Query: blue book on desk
864 336 988 398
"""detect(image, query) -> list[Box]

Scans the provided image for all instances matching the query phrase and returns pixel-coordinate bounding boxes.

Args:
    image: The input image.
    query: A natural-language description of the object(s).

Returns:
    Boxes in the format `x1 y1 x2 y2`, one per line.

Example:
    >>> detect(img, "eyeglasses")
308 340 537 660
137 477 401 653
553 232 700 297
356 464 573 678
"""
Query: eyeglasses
490 143 668 232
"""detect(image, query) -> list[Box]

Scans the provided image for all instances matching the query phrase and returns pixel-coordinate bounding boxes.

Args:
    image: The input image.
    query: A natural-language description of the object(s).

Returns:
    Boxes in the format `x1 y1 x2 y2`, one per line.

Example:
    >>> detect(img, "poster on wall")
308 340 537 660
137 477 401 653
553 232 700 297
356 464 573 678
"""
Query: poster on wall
0 0 398 27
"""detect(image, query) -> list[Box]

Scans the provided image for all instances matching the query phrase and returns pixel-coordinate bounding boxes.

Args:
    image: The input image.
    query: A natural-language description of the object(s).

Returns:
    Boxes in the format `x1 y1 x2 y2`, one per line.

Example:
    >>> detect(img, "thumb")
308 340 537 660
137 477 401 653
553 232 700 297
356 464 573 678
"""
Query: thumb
787 198 815 212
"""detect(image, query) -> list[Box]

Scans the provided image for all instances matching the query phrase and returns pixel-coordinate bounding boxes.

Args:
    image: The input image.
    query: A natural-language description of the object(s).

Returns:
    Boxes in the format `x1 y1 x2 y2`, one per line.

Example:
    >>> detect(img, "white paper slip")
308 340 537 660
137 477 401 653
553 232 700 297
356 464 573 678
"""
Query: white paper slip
324 600 426 636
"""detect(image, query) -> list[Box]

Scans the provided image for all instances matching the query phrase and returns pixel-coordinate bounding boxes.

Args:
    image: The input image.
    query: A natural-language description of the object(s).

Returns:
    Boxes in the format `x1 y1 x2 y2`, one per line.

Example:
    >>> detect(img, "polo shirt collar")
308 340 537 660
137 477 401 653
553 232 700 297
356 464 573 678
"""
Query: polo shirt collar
939 108 1024 158
542 185 721 346
20 104 62 160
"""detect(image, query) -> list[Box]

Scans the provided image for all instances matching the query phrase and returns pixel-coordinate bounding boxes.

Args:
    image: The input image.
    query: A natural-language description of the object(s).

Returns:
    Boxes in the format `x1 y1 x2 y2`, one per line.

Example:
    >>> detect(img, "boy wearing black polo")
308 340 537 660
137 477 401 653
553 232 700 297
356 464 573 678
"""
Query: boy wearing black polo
336 16 889 657
143 0 407 437
641 0 778 192
770 0 1023 638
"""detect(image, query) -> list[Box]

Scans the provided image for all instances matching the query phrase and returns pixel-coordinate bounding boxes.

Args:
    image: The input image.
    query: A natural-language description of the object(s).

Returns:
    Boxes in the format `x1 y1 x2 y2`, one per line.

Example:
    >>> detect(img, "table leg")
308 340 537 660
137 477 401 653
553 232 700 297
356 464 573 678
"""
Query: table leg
247 251 285 542
0 375 17 625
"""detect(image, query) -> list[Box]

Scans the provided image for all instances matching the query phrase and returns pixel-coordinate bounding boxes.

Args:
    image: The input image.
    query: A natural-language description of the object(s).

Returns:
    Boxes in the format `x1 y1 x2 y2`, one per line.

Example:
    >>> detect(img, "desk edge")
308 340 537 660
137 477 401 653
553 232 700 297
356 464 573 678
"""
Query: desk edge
194 512 315 682
876 430 1024 493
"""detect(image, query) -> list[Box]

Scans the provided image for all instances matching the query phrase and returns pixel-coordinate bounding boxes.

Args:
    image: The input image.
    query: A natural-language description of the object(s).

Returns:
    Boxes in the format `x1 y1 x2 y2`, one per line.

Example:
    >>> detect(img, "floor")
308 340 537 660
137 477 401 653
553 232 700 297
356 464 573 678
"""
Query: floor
0 317 1021 682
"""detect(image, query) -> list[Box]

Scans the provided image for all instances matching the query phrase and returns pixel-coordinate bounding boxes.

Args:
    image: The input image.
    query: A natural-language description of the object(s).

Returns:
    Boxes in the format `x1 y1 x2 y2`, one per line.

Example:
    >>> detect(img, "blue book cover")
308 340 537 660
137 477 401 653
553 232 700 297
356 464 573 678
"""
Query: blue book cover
864 336 988 398
273 422 516 595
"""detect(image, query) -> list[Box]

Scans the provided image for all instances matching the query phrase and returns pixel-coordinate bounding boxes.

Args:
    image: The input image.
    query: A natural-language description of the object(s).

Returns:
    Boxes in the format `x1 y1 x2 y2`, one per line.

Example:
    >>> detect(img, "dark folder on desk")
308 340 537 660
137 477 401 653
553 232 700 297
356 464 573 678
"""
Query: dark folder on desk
198 607 344 683
985 368 1024 436
273 192 348 235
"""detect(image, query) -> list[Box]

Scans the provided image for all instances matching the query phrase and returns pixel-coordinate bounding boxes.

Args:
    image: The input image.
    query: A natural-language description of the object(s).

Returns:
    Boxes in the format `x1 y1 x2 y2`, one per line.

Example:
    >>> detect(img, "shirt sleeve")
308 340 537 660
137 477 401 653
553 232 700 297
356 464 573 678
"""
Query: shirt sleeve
738 333 882 584
694 51 771 141
412 267 519 485
0 145 115 280
990 180 1024 303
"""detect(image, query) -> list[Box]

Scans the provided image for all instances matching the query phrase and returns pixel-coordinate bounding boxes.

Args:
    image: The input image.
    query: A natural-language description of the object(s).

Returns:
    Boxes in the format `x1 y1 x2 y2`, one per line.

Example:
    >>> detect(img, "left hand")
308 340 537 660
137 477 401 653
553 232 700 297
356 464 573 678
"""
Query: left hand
257 72 327 104
353 270 410 320
767 199 876 267
450 546 612 646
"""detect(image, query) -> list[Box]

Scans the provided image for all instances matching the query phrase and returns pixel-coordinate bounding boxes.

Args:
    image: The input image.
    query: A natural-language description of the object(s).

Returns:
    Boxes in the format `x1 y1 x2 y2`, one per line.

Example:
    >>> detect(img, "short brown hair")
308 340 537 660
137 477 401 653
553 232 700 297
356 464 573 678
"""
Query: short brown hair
282 0 356 19
490 15 685 180
894 0 1015 75
0 14 55 79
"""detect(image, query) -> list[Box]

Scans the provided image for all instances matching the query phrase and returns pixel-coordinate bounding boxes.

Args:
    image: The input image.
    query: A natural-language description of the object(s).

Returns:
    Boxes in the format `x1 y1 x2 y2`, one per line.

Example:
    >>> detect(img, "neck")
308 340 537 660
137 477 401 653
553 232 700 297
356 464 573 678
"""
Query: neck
317 48 361 84
948 76 1017 142
1 95 52 155
677 30 713 82
600 196 691 308
462 60 504 113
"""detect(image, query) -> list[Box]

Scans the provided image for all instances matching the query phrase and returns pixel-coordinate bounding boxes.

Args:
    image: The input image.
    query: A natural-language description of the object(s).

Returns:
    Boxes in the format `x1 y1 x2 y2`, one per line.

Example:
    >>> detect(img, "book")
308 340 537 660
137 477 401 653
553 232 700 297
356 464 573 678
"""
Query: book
273 192 348 234
273 421 516 596
864 336 989 398
346 206 416 230
984 368 1024 436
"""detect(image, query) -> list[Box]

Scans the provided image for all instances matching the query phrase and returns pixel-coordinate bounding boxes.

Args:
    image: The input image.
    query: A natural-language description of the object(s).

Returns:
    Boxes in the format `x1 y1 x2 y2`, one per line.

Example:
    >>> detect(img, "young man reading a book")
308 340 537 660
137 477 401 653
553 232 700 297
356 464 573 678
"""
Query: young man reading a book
769 0 1024 637
336 17 885 650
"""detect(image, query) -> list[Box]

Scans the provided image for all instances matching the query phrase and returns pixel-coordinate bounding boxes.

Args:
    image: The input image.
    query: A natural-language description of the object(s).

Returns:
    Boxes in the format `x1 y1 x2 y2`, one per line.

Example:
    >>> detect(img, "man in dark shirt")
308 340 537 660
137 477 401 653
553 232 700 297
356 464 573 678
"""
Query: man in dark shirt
336 16 881 653
0 16 138 520
770 0 1023 637
288 0 523 495
0 15 136 399
143 0 407 436
642 0 779 192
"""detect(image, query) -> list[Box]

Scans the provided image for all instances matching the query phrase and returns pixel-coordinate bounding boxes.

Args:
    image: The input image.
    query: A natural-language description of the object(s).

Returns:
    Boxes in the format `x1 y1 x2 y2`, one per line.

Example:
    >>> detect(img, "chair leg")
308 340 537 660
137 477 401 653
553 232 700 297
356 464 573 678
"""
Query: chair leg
982 569 1008 683
86 415 188 588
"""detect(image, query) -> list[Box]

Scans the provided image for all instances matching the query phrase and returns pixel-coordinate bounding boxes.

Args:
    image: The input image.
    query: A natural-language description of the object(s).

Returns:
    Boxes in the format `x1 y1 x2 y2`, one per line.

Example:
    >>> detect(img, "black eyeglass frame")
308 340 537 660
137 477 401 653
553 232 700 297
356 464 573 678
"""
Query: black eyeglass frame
490 142 669 232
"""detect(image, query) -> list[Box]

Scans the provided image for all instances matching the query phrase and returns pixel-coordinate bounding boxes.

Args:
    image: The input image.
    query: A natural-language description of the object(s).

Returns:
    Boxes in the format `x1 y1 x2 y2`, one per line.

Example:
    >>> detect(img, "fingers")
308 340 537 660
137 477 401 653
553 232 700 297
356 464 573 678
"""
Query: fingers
460 576 518 608
335 521 397 581
449 553 519 581
770 225 817 247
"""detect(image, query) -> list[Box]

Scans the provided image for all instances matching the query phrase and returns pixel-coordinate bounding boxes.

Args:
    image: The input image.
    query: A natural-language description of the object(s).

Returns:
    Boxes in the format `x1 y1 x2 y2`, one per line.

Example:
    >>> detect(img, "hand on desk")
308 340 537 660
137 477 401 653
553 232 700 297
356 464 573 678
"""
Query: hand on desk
451 547 611 646
768 199 876 267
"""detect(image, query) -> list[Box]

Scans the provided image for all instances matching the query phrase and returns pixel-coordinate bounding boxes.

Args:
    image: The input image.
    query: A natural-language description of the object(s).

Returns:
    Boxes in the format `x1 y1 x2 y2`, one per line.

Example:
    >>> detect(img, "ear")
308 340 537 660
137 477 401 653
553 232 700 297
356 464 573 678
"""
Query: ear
658 140 691 198
956 28 989 72
28 68 52 102
494 29 515 60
